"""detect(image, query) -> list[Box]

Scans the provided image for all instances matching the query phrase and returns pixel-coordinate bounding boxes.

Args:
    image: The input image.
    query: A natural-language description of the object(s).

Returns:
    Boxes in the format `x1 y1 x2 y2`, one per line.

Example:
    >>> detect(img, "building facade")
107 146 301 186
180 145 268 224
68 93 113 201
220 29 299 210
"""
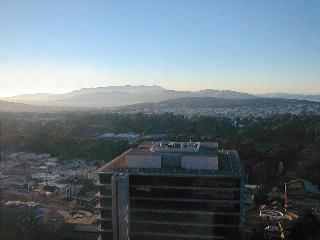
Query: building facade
98 141 244 240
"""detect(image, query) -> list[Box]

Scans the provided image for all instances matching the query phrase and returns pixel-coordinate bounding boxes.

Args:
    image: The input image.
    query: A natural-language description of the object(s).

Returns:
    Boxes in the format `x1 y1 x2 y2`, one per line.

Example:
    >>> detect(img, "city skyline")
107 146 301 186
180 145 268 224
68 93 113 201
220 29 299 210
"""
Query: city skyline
1 0 320 97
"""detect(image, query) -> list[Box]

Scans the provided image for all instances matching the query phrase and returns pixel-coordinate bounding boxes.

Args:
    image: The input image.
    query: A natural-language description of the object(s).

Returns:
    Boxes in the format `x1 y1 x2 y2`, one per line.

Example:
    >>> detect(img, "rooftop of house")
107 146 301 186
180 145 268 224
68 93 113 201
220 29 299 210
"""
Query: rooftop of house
98 141 243 177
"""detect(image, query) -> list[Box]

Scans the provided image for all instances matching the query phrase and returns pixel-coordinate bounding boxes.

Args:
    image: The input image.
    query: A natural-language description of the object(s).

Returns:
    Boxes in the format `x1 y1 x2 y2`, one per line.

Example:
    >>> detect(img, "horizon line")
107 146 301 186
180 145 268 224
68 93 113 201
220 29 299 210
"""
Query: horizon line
1 84 320 98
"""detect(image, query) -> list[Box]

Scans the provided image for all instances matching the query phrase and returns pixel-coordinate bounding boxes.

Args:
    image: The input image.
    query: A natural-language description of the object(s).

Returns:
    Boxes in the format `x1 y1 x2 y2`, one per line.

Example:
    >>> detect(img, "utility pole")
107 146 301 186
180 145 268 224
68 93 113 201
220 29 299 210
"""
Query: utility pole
284 182 288 211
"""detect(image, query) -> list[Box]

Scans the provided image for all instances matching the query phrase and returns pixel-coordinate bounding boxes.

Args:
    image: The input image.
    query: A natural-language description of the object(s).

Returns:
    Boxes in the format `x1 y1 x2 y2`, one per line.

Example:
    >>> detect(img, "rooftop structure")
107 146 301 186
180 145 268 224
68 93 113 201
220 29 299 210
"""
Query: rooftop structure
98 141 245 240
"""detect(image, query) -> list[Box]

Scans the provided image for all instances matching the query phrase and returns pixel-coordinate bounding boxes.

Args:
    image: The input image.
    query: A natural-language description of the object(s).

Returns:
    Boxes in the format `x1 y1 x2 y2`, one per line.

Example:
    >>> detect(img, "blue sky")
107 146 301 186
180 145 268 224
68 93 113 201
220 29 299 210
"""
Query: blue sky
0 0 319 97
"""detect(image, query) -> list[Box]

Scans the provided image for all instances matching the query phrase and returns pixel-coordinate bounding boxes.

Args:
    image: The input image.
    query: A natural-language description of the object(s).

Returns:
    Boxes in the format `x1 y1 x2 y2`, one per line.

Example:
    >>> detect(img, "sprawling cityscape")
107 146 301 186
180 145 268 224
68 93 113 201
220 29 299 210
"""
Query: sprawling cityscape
1 110 320 239
1 0 320 239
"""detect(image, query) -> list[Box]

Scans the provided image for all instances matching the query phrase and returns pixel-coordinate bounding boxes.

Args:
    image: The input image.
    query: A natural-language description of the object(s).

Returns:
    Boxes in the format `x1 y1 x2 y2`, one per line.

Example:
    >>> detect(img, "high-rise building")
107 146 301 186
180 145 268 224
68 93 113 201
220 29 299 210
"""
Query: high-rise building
98 141 245 240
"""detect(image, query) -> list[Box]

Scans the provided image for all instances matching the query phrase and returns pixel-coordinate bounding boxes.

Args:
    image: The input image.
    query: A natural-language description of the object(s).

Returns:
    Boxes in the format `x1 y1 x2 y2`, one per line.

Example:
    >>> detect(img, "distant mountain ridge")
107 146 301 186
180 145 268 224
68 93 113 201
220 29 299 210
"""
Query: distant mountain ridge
2 85 319 108
66 85 166 96
1 85 256 107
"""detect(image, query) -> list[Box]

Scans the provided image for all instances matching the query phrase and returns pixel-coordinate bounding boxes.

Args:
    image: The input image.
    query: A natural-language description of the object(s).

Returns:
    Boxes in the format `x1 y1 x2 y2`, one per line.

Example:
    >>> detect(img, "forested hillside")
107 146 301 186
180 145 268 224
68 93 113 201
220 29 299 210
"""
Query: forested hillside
1 112 319 189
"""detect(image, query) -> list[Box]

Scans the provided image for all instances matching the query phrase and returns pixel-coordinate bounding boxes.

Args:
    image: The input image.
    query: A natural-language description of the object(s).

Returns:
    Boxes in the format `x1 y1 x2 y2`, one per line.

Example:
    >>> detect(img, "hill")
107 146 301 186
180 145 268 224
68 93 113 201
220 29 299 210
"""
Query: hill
2 85 320 108
1 85 256 108
0 100 80 113
0 100 46 112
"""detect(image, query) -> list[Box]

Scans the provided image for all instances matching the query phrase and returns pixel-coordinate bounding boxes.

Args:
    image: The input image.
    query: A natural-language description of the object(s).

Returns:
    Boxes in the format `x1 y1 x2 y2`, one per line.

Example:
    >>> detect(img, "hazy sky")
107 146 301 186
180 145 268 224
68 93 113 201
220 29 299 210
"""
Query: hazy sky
1 0 320 97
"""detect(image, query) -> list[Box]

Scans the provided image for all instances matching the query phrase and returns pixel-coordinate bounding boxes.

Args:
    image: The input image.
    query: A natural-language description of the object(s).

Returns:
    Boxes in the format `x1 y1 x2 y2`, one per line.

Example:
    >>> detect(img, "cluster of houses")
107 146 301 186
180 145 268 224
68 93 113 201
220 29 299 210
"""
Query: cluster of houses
121 104 320 119
0 152 99 212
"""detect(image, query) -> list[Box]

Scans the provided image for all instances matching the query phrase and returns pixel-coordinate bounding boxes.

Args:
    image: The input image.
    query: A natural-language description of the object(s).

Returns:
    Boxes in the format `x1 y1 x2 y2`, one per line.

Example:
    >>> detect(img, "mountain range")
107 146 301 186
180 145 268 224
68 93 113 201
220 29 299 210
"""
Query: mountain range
1 85 319 109
1 85 255 108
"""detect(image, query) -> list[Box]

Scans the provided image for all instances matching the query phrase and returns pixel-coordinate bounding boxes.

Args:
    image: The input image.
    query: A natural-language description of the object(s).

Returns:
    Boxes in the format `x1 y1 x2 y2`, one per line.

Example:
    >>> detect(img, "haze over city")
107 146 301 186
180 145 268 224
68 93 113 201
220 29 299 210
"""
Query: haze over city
1 1 320 240
1 0 320 97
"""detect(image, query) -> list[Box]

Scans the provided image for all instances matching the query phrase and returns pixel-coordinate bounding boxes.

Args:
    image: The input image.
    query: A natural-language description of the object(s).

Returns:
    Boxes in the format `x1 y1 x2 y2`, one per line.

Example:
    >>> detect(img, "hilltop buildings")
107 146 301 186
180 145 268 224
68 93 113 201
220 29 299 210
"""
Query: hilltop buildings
98 141 245 240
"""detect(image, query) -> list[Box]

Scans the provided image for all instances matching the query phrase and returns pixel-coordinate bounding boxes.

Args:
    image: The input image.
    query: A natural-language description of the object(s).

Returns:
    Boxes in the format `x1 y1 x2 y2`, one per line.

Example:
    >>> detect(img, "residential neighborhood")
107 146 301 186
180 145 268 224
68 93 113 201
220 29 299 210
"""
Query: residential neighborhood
0 152 100 239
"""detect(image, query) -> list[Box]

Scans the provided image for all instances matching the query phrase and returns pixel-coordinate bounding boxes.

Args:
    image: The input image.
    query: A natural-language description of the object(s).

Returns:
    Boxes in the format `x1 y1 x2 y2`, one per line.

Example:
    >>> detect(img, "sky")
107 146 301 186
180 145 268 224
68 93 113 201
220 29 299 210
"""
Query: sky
0 0 320 97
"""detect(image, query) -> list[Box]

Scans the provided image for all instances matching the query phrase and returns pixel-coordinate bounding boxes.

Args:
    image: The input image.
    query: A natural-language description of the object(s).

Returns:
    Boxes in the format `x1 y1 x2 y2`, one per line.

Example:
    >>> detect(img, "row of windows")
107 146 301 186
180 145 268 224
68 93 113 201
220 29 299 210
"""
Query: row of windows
131 222 235 236
100 184 240 199
131 199 240 212
101 209 239 225
130 234 225 240
100 173 240 187
130 187 240 200
131 211 239 225
130 175 240 188
101 219 237 236
101 198 240 212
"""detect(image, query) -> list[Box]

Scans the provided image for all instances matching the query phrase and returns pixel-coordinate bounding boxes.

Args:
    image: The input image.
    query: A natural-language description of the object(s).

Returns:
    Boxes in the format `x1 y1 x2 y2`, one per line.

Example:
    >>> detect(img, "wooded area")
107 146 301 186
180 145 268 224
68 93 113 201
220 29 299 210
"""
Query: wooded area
1 112 319 189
